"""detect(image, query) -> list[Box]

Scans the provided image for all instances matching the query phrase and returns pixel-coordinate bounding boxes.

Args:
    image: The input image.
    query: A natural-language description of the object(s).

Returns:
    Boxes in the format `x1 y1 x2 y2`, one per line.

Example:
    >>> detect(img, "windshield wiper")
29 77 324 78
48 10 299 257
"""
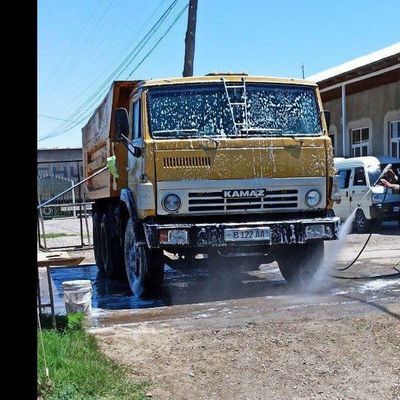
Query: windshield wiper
154 128 220 146
152 128 198 135
240 128 320 138
243 128 284 134
239 128 294 137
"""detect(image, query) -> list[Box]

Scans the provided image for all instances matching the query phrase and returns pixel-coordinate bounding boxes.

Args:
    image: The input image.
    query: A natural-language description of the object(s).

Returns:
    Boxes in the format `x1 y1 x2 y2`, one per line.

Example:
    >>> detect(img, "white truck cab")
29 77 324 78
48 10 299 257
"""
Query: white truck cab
333 156 400 233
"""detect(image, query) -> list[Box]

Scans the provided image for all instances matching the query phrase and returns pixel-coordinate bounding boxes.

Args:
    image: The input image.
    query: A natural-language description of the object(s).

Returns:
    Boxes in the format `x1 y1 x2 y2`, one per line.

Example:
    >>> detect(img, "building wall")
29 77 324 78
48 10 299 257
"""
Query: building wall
323 81 400 157
37 148 82 162
37 148 83 181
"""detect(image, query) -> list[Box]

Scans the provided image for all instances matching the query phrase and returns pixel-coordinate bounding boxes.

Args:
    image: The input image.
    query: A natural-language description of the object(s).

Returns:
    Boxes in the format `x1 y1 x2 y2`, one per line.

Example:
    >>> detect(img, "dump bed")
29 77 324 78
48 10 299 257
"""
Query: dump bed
82 81 139 200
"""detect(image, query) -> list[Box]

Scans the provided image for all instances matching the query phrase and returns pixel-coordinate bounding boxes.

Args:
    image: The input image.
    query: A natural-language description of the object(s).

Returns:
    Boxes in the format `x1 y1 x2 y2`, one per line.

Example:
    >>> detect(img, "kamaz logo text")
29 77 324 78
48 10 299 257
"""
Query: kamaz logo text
223 189 265 198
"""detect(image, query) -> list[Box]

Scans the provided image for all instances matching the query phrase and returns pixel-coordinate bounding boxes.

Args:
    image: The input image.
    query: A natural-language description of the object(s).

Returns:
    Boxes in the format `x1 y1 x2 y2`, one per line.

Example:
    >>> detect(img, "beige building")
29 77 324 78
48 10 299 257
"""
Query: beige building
308 43 400 158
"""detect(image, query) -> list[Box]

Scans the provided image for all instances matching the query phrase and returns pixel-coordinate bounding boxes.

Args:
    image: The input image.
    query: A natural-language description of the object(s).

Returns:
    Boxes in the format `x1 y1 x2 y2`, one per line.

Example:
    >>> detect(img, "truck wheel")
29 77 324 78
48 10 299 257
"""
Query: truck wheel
100 211 125 278
353 209 371 234
277 241 324 283
93 210 105 272
124 218 164 297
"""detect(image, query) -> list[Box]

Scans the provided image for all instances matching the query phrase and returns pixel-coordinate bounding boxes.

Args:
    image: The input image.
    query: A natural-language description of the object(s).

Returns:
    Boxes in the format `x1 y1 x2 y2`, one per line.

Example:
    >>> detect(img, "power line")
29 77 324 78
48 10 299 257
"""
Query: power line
126 4 189 79
39 3 189 143
39 3 178 142
38 114 81 124
41 0 119 96
52 0 169 117
39 0 185 143
41 0 179 139
40 0 106 93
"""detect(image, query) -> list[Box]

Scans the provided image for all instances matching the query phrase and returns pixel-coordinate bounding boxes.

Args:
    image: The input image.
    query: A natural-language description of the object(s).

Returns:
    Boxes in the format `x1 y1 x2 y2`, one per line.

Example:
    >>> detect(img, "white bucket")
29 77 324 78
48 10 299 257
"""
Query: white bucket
62 280 92 314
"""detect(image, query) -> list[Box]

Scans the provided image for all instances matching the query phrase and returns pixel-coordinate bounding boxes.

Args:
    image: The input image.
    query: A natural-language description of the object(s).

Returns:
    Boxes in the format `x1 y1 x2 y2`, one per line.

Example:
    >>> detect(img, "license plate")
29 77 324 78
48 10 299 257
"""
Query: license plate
224 227 271 242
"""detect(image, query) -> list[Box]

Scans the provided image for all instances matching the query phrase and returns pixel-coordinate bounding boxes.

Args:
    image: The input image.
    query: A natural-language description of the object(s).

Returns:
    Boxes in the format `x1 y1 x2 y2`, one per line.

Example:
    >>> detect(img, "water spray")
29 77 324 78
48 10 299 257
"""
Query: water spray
357 163 392 206
309 163 399 288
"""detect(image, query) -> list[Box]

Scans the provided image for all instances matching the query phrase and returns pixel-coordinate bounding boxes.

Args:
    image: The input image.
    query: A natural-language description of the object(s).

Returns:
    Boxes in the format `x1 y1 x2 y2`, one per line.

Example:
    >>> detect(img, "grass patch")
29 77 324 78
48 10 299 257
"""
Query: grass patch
41 232 78 239
38 313 146 400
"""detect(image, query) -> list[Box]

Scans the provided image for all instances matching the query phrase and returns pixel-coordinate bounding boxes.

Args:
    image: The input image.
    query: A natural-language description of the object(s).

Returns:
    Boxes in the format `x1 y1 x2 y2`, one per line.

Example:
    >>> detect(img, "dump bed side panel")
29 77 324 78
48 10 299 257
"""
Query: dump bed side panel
82 81 139 200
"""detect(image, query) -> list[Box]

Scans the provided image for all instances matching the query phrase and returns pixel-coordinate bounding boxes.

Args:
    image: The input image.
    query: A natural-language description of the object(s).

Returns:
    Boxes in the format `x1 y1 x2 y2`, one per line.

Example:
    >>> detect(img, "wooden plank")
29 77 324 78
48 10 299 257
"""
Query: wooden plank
37 251 85 267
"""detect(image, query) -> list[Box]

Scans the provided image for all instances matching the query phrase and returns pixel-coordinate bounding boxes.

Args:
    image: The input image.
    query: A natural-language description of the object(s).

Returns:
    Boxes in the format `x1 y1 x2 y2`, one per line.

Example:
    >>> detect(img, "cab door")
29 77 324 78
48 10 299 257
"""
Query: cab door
334 168 352 219
349 166 370 218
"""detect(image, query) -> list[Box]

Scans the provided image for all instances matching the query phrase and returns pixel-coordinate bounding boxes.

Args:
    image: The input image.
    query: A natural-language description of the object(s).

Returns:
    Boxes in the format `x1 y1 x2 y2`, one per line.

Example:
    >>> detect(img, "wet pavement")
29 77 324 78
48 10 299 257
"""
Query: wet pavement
41 224 400 328
49 260 287 314
48 255 399 324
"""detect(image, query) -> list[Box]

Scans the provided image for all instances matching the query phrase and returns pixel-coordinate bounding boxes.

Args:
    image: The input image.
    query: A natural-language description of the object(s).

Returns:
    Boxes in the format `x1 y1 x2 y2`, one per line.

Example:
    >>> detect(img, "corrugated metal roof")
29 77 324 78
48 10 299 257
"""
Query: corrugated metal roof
307 42 400 83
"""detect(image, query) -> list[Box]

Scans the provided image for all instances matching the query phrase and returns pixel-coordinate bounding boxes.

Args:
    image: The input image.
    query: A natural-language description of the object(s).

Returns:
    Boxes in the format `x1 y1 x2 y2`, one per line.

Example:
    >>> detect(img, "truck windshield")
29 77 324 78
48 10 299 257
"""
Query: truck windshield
147 83 322 138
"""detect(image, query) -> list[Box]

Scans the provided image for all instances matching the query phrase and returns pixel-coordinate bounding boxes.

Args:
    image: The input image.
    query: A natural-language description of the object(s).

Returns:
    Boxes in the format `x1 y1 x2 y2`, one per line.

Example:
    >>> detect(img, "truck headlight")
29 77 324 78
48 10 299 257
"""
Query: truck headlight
305 190 321 208
162 193 181 212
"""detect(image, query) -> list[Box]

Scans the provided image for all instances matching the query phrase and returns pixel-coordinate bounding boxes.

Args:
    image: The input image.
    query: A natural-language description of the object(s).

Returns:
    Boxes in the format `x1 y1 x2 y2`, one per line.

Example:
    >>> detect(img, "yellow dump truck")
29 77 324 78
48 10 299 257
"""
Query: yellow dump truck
83 73 340 296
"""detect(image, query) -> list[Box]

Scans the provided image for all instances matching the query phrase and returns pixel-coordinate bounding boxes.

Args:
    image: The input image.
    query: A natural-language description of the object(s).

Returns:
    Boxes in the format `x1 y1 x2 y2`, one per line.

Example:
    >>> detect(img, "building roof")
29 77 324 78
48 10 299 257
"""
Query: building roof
307 42 400 83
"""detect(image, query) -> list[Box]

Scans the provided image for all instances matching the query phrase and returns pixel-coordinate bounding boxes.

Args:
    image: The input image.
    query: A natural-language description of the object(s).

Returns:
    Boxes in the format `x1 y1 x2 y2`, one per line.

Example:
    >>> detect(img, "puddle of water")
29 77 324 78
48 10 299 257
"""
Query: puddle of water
50 265 165 314
49 259 346 315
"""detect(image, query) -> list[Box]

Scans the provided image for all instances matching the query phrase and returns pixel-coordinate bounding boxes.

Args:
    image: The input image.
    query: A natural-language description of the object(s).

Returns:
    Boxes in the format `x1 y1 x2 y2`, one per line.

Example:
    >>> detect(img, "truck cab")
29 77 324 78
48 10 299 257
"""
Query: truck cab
83 74 340 296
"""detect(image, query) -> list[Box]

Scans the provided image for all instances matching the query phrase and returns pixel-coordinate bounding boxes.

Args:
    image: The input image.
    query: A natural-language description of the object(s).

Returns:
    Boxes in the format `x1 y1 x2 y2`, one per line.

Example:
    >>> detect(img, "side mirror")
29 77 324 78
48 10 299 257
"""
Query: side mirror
114 108 129 142
323 110 331 131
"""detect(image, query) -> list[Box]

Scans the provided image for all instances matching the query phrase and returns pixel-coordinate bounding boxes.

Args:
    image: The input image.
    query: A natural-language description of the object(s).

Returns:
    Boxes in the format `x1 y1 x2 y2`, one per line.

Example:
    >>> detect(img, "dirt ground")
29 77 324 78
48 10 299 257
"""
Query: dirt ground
87 224 399 400
94 312 400 400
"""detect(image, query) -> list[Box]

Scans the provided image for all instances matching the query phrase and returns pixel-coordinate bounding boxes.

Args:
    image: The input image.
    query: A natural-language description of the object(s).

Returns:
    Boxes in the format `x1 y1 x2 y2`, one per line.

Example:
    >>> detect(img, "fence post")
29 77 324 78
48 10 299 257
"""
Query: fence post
83 203 91 246
77 161 84 247
37 189 47 250
71 179 76 218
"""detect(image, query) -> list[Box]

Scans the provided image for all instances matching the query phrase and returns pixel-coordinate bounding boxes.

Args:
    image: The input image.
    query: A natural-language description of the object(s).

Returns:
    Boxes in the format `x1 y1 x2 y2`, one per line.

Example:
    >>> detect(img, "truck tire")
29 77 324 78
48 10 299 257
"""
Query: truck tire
353 209 371 234
277 241 324 283
100 211 125 278
124 218 164 297
93 210 105 272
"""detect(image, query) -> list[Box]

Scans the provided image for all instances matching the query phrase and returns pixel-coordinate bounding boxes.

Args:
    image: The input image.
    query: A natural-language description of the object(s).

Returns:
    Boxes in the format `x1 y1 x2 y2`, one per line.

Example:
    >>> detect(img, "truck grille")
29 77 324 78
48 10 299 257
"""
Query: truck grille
188 189 298 213
163 156 211 168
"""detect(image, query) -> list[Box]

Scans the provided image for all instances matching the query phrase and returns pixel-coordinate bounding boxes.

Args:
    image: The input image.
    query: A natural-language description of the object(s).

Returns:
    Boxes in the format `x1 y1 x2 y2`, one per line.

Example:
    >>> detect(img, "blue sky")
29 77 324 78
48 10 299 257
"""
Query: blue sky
38 0 400 148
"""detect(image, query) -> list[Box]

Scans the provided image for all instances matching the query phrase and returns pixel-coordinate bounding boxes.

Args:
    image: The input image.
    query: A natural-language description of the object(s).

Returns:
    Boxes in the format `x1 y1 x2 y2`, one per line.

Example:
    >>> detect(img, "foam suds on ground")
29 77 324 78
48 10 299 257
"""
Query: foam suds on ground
357 278 400 293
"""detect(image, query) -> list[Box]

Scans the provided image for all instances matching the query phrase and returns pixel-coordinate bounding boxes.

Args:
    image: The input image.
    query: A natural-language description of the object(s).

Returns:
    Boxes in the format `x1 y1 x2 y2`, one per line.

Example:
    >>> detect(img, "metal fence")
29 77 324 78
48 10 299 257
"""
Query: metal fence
37 159 94 251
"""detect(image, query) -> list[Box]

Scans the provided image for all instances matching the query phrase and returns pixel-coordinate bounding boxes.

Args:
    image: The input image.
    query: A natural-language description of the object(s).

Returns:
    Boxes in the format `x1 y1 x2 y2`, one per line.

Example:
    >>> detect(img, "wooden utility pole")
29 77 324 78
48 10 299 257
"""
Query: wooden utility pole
182 0 198 77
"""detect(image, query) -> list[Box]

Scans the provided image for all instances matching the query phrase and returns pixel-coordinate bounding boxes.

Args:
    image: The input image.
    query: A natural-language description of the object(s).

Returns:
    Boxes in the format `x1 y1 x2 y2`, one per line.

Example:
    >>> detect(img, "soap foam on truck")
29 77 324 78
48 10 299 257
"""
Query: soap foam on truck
82 74 340 297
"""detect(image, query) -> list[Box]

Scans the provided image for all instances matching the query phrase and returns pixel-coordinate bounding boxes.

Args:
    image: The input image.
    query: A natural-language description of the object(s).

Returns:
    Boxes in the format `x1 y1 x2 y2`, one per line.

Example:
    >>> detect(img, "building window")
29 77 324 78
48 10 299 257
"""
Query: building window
351 127 369 157
389 120 400 158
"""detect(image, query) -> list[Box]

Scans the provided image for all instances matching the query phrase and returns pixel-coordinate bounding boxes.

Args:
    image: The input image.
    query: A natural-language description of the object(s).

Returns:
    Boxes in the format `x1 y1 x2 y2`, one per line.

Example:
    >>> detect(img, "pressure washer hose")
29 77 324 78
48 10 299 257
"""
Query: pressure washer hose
329 182 400 279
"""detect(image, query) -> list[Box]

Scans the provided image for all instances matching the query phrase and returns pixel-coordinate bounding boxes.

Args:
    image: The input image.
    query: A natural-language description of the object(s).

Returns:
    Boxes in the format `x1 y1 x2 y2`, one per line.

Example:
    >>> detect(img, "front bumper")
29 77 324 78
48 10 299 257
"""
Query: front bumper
143 217 340 249
370 202 400 221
